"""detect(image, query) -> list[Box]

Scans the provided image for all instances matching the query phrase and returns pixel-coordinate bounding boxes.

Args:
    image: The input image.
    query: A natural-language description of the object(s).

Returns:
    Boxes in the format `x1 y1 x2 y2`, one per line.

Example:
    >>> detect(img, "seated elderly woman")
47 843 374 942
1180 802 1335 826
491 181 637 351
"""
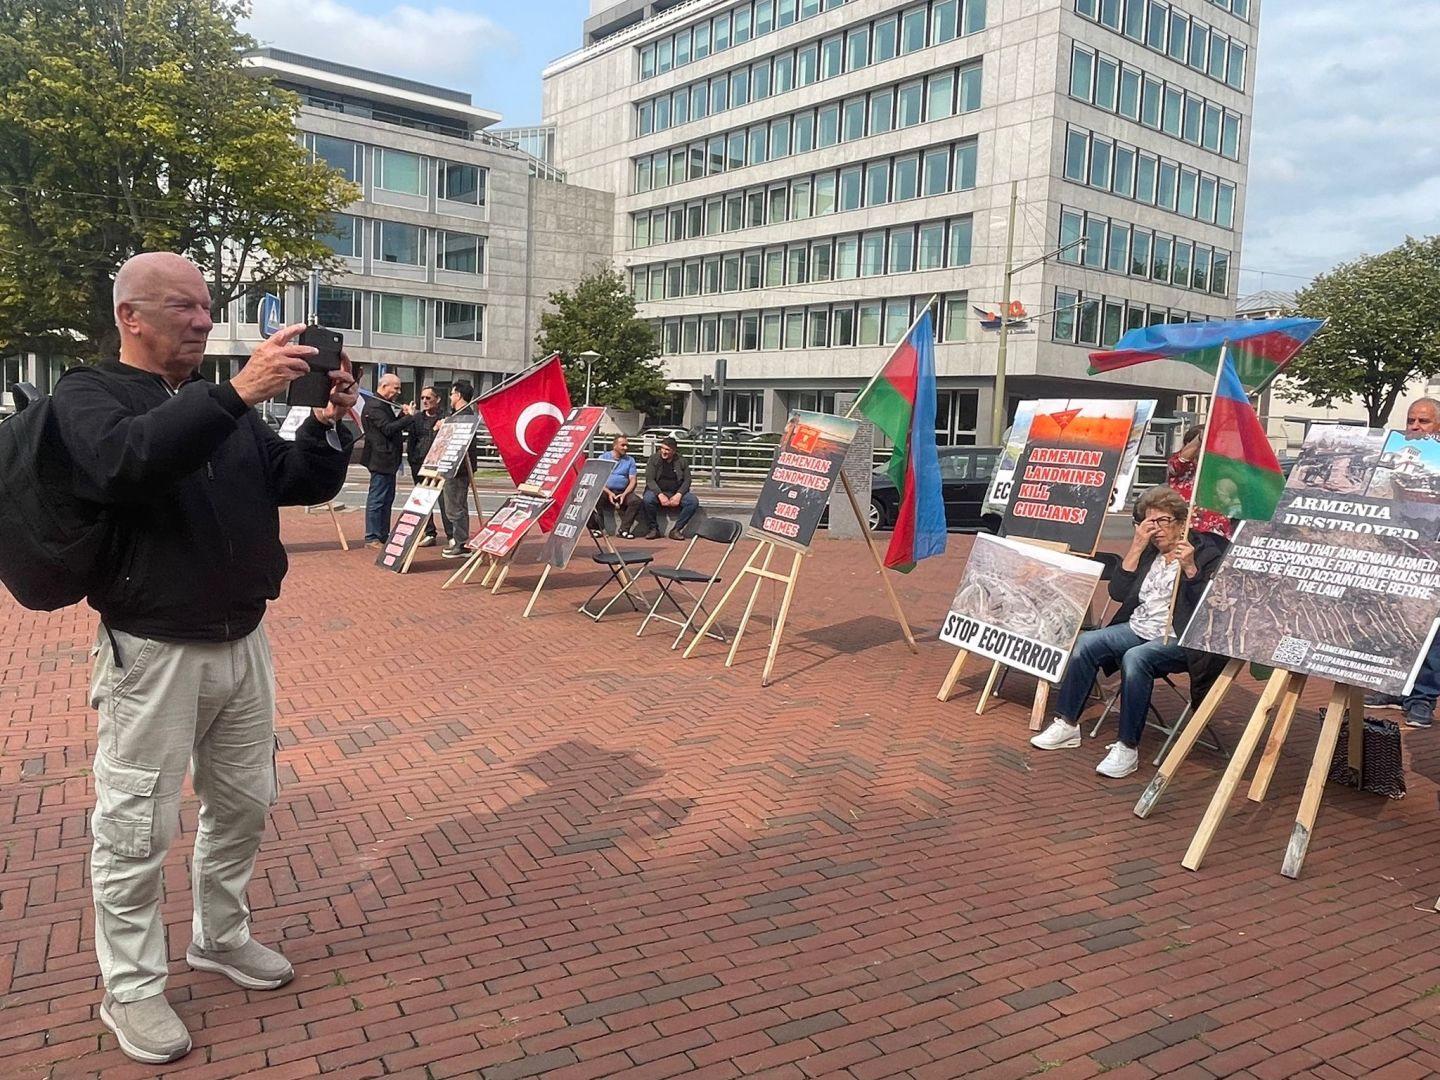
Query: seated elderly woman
1030 485 1229 778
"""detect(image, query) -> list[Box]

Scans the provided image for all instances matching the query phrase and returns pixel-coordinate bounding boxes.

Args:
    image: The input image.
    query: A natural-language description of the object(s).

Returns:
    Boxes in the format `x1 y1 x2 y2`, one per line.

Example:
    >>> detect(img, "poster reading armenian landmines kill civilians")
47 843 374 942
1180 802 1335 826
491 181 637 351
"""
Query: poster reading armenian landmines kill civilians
1182 425 1440 696
750 411 861 552
421 415 479 480
939 534 1103 683
466 495 553 559
376 485 443 572
1000 399 1137 554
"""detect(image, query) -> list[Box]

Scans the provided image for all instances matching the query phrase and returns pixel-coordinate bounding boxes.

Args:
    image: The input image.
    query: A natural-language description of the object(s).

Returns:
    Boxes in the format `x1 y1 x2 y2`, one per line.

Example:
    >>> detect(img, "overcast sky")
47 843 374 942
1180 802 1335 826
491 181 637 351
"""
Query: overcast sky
242 0 1439 298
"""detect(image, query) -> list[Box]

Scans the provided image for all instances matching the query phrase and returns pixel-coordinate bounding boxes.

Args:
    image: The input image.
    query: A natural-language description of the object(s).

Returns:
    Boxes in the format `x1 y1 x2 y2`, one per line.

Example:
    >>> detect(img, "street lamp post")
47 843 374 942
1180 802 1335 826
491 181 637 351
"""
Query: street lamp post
577 350 601 407
989 181 1089 441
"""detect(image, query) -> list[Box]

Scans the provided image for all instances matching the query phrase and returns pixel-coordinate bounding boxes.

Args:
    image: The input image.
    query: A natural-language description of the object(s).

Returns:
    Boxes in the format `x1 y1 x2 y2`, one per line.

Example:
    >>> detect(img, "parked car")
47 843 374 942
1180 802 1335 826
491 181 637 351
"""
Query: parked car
684 424 760 442
868 445 1003 533
635 425 686 442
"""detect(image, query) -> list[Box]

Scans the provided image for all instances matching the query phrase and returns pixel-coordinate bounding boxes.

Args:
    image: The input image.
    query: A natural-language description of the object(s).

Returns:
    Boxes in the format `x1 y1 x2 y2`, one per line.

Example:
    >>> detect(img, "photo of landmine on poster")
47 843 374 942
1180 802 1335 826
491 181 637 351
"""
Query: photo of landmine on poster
1183 426 1440 696
939 534 1102 682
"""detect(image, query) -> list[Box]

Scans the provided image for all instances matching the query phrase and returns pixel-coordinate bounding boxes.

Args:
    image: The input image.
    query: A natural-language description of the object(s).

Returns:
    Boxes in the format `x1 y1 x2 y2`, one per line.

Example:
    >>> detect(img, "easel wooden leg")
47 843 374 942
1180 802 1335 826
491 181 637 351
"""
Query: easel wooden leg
442 549 480 589
1281 682 1351 879
327 504 350 551
684 542 764 659
726 544 775 668
1247 670 1306 802
1347 685 1364 771
760 551 803 687
937 650 969 703
840 474 917 653
523 565 552 618
1135 658 1242 818
975 661 1002 714
490 556 512 594
1030 682 1051 732
1181 668 1298 871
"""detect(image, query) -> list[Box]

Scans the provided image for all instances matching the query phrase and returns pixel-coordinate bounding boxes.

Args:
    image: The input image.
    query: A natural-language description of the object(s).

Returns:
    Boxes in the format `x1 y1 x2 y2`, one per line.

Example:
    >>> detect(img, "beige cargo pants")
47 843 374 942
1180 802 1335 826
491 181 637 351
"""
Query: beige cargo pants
88 624 279 1002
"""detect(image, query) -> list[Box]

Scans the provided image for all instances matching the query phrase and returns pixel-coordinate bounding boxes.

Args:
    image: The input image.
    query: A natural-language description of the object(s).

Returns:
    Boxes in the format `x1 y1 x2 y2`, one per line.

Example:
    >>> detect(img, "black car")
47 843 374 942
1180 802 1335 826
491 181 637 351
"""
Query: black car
868 445 1002 533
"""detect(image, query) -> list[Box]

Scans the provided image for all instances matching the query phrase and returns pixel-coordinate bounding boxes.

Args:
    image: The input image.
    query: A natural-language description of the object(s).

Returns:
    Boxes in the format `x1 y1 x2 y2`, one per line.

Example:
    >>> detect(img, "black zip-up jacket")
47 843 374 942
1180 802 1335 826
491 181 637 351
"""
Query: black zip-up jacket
360 396 415 475
51 360 353 642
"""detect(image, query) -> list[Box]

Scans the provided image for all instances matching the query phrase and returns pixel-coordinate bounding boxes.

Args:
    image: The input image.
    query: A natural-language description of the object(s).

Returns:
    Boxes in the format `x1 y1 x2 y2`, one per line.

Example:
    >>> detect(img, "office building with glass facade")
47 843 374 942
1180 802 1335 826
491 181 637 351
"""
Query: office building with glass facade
542 0 1259 440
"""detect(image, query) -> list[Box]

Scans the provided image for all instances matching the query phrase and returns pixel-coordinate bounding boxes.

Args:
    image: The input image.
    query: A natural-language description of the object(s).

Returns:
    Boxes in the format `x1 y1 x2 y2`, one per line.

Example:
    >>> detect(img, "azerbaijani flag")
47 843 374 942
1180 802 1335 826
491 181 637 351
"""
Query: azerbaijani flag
1088 317 1323 393
1193 350 1285 521
856 310 946 571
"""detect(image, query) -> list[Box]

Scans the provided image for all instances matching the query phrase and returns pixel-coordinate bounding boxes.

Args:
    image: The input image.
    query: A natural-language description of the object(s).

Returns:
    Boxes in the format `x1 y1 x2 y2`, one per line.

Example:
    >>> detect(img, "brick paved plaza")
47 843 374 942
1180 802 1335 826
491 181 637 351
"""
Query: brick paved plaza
3 511 1440 1079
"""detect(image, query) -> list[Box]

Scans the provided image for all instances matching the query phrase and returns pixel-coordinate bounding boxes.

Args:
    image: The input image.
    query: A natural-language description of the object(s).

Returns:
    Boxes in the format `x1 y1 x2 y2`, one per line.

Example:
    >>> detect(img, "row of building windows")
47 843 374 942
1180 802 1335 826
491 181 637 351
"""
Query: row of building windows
1053 288 1217 349
308 287 485 342
1062 126 1237 229
633 62 981 194
303 133 487 204
636 0 987 82
1058 207 1230 296
632 214 974 301
1070 44 1241 160
653 293 971 354
630 138 978 249
319 215 487 274
635 0 986 138
1074 0 1247 92
1201 0 1248 20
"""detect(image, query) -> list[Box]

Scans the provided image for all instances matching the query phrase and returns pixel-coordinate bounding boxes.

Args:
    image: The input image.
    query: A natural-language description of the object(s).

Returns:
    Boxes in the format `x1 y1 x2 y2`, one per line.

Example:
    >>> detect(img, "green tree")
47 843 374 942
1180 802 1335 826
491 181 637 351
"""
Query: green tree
0 0 357 360
535 264 667 415
1281 236 1440 425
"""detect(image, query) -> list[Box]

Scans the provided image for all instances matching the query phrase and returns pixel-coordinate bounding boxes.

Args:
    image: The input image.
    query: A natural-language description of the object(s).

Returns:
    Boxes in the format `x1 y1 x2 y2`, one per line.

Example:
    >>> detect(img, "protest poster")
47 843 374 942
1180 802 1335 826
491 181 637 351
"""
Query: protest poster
467 494 552 559
1108 400 1156 513
938 534 1103 682
1000 399 1136 553
982 401 1036 514
1182 425 1440 695
519 406 606 498
533 460 613 570
375 485 443 571
277 406 308 442
749 410 861 551
421 415 479 479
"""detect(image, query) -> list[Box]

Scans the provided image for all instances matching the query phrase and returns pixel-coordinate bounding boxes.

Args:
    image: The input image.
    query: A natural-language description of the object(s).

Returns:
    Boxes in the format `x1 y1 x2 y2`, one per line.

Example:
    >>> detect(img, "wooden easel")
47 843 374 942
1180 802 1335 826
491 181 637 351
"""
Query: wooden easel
682 473 917 687
1132 661 1366 878
306 502 350 550
442 545 514 594
935 536 1075 731
394 476 445 574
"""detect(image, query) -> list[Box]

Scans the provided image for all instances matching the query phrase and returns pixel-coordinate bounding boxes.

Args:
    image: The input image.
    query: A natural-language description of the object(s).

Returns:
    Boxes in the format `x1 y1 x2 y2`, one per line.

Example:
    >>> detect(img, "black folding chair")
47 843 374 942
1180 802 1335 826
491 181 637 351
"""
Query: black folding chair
579 530 654 621
635 517 743 649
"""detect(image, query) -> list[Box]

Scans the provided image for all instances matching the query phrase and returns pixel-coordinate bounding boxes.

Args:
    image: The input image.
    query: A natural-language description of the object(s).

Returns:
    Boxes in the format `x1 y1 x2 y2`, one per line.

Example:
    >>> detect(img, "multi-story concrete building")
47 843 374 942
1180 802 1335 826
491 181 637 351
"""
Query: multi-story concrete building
542 0 1259 442
219 50 614 402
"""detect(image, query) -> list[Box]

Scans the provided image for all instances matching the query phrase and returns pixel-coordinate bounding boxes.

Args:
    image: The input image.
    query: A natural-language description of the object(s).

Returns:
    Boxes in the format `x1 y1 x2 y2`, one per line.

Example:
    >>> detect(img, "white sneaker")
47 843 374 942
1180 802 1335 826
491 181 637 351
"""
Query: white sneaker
1030 718 1081 750
1096 743 1139 778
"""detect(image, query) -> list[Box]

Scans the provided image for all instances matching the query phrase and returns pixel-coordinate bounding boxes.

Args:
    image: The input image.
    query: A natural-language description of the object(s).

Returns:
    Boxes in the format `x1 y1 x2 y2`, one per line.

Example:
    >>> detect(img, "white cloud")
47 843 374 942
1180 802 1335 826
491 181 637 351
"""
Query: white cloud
1241 0 1440 293
241 0 515 101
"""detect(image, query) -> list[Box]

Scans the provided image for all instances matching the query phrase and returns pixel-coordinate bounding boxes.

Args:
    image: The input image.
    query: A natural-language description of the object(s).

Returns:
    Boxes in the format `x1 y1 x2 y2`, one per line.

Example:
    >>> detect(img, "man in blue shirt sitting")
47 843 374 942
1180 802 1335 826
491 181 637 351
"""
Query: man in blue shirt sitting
596 434 642 537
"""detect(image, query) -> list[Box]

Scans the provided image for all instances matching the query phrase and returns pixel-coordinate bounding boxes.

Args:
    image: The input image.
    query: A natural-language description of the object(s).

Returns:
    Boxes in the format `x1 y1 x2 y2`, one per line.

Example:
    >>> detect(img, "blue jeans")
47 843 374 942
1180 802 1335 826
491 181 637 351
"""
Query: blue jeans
1405 636 1440 711
365 471 397 543
643 490 699 533
1055 623 1189 748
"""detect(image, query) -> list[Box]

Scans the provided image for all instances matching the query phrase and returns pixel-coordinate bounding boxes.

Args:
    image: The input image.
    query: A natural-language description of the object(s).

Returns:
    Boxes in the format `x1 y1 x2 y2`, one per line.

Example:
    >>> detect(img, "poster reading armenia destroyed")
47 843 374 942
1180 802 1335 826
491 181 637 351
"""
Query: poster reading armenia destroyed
1182 425 1440 696
750 410 861 552
1000 400 1137 554
939 534 1103 682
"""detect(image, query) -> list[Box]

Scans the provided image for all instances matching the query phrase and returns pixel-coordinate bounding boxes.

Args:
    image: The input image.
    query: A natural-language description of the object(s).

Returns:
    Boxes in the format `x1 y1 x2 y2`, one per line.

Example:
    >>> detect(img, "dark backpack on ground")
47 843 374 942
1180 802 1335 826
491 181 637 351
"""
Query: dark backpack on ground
1329 714 1406 800
0 375 109 610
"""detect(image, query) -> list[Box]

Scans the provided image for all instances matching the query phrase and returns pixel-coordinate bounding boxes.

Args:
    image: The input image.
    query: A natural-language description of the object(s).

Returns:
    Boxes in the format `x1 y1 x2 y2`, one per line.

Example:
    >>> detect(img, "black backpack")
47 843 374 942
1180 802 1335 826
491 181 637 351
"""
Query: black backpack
0 377 110 610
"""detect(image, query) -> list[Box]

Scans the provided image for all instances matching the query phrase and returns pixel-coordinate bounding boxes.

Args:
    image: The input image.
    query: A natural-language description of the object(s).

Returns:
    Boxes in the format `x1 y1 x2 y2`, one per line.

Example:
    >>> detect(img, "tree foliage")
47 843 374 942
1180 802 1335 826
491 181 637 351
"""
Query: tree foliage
1281 236 1440 425
534 264 667 415
0 0 358 360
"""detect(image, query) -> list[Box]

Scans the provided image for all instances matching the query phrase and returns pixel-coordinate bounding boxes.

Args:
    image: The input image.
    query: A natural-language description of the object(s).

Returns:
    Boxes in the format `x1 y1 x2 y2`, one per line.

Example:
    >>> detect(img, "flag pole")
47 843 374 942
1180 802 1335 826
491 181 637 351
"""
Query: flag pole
1162 341 1230 644
844 297 939 420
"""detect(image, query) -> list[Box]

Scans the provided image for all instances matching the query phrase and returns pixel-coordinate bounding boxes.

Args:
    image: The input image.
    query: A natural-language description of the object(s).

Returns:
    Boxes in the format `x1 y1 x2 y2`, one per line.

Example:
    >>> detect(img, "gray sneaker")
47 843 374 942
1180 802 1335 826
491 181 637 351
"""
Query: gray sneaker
100 992 191 1064
1364 692 1404 711
187 939 294 990
1406 705 1434 730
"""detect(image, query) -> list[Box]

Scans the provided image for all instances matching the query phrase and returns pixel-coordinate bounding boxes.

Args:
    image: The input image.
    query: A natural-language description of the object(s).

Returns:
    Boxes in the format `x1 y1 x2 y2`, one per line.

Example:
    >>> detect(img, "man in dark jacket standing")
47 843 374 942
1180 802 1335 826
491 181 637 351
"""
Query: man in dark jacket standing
360 372 415 546
405 385 442 546
642 436 701 539
1030 486 1228 779
52 252 356 1064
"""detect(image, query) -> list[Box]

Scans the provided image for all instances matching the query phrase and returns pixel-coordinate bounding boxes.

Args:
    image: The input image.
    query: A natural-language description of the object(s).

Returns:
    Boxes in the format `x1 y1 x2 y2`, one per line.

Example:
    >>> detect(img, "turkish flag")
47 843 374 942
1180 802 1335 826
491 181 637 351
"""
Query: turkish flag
477 355 572 484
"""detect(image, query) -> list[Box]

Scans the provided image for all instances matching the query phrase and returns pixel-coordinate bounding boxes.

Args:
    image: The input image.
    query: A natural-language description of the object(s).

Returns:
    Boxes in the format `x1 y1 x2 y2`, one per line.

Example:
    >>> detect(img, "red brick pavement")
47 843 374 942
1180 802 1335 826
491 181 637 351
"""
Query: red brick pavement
3 512 1440 1079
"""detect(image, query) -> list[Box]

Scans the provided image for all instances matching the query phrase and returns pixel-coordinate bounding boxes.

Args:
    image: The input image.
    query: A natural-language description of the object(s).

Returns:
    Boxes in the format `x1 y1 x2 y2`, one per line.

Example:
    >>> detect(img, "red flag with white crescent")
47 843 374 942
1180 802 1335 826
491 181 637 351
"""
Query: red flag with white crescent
477 356 572 484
